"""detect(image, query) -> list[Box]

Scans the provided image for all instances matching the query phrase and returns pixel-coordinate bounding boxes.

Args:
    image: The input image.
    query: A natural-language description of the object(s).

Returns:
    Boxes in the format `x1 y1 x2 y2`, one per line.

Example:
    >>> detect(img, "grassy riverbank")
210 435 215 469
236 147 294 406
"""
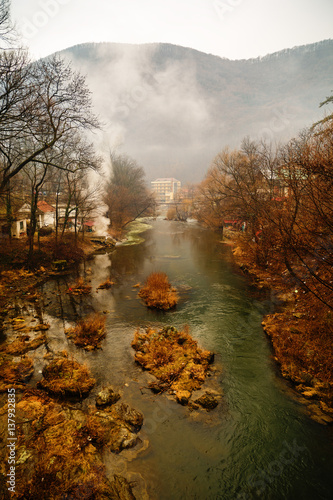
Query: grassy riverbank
230 233 333 424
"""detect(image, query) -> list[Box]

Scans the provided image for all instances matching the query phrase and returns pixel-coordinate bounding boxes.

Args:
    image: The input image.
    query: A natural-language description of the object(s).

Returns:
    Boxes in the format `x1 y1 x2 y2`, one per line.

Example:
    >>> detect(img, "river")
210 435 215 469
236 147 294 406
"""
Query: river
37 219 333 500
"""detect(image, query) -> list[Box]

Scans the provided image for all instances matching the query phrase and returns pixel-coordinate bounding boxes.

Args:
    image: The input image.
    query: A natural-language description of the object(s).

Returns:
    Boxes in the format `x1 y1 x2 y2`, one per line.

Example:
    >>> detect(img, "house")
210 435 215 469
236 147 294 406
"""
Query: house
16 201 56 230
37 200 56 227
2 200 56 238
83 220 95 232
0 206 28 239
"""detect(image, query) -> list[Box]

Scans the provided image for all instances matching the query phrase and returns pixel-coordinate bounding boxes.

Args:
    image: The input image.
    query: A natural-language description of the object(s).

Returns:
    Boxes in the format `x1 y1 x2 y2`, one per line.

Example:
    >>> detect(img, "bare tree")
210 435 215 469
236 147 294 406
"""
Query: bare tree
104 153 155 230
57 136 102 240
0 0 16 48
0 54 99 194
23 161 49 261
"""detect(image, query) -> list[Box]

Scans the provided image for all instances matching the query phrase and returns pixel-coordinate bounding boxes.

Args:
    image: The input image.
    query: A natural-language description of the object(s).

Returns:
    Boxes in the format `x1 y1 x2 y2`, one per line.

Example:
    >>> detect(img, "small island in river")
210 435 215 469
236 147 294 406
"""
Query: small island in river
132 326 219 409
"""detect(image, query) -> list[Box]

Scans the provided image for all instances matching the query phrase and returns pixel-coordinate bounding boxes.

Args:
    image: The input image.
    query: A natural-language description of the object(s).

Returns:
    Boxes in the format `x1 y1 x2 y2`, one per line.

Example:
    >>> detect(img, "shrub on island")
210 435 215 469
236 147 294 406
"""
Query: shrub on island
65 313 106 350
138 272 178 310
38 354 95 397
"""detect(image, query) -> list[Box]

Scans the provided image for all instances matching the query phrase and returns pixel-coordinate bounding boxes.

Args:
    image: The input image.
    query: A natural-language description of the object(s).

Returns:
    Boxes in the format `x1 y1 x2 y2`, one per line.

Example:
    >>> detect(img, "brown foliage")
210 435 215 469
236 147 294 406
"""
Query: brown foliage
138 272 178 310
51 234 86 263
0 234 90 272
37 354 96 397
1 390 121 499
166 207 177 220
131 326 215 404
65 313 106 350
1 333 46 356
0 356 34 391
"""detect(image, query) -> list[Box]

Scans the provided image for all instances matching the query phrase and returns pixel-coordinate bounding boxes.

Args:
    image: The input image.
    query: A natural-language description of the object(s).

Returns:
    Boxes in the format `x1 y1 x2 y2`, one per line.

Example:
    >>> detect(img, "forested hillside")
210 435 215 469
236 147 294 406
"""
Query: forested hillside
58 40 333 181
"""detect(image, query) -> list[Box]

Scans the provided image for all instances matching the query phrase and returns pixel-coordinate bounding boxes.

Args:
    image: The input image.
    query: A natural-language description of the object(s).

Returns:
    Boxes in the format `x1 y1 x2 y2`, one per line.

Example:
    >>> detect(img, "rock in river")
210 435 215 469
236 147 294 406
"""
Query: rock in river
194 391 219 410
96 386 121 408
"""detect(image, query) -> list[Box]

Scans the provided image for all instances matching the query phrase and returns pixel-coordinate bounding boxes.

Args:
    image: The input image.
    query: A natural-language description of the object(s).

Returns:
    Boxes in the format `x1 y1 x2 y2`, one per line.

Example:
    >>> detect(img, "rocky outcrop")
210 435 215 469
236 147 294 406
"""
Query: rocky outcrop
0 387 144 499
194 391 219 410
96 387 121 408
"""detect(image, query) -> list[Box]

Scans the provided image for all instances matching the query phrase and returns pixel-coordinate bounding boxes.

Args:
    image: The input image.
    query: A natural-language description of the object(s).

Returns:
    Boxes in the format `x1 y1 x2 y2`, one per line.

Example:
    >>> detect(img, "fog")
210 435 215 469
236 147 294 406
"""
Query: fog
59 40 333 183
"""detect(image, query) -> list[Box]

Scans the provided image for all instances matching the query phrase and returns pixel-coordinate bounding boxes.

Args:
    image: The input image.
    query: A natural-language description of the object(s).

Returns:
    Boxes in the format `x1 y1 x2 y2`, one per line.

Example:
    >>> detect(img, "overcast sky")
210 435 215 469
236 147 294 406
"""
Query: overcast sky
10 0 333 60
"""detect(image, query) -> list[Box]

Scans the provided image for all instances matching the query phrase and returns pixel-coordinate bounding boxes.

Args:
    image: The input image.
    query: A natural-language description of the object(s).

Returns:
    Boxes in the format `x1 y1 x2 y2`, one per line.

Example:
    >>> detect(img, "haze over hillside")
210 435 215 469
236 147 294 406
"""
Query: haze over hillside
57 40 333 182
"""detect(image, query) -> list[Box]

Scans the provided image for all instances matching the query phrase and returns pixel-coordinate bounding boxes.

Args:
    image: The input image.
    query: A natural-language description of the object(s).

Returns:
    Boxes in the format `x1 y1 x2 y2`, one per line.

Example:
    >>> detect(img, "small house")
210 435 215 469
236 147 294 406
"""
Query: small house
0 206 28 238
37 200 56 227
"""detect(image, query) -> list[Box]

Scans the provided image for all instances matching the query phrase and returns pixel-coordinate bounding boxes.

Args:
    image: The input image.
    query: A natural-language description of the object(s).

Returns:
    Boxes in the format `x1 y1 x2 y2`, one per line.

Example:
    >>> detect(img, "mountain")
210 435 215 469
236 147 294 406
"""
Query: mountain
56 40 333 182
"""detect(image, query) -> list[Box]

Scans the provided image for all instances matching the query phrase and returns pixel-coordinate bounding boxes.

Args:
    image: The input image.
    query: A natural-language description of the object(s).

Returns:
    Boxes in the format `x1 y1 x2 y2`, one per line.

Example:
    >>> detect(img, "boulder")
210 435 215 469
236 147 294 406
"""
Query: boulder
176 390 191 406
194 391 219 410
112 403 144 430
96 387 121 408
148 381 170 394
109 425 140 453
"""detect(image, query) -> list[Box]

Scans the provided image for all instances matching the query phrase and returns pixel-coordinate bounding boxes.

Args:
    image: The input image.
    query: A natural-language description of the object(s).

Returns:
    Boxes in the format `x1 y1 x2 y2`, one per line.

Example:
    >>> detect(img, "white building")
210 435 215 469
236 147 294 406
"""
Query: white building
37 200 56 227
151 178 181 203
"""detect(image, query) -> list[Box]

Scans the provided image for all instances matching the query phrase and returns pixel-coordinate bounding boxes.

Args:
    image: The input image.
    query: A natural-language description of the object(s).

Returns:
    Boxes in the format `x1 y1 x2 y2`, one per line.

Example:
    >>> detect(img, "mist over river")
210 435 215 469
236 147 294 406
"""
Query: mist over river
37 219 333 500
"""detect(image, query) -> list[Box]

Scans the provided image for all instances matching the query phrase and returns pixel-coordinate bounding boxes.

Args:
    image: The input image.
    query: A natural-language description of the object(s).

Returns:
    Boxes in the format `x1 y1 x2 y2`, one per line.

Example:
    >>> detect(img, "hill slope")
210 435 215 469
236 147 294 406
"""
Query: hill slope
57 40 333 182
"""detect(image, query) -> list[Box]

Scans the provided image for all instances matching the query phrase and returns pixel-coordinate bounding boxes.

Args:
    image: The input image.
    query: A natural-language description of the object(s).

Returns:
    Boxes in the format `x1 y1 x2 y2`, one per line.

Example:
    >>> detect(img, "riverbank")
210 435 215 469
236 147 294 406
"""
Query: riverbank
230 234 333 425
0 234 115 307
0 234 147 500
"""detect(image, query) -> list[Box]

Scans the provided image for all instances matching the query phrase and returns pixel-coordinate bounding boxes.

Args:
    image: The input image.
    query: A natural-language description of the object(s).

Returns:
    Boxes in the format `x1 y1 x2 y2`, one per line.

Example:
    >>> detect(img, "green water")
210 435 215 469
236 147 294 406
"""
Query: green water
40 219 333 500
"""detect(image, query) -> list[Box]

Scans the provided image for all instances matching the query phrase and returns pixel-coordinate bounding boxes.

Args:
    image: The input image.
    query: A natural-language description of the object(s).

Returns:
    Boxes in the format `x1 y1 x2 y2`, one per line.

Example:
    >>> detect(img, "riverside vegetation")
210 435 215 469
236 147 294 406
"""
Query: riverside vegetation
193 102 333 424
0 383 143 499
65 313 106 350
233 239 333 424
138 271 178 310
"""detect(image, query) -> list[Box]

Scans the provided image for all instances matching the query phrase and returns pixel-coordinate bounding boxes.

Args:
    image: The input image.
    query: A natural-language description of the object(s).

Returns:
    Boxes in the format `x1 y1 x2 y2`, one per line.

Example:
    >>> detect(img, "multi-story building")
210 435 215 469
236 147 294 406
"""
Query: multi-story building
151 178 181 203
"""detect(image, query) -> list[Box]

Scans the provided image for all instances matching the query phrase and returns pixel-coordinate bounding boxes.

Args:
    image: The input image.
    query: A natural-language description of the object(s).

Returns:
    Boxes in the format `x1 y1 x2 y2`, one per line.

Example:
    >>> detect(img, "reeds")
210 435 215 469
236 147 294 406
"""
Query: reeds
138 272 178 310
65 313 106 350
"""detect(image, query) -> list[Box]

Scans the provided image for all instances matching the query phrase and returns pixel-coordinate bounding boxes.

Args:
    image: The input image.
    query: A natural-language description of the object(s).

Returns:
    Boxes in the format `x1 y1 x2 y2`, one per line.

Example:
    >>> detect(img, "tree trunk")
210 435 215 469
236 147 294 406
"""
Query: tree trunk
28 188 38 264
6 183 13 245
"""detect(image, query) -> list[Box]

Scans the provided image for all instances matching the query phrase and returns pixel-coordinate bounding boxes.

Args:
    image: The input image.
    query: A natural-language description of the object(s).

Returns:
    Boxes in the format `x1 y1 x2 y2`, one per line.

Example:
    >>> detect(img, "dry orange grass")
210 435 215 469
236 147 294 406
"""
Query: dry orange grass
37 354 95 397
131 326 214 399
138 272 178 310
0 356 34 391
8 389 126 499
97 278 114 290
65 313 106 350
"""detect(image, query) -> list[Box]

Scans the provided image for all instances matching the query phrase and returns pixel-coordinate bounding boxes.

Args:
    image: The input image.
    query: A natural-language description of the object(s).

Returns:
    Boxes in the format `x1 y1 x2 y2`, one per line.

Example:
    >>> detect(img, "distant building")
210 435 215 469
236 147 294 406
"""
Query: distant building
151 178 181 203
37 200 56 227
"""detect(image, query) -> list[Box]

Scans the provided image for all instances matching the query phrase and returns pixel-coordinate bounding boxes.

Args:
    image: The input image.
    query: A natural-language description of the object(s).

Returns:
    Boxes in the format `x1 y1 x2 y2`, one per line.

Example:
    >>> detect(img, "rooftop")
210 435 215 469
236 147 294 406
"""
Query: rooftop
37 200 55 213
151 178 181 183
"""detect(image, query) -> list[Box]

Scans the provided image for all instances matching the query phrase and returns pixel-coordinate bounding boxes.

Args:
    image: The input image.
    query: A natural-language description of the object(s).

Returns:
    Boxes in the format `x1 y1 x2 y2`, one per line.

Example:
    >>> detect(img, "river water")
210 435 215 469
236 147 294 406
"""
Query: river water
38 219 333 500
